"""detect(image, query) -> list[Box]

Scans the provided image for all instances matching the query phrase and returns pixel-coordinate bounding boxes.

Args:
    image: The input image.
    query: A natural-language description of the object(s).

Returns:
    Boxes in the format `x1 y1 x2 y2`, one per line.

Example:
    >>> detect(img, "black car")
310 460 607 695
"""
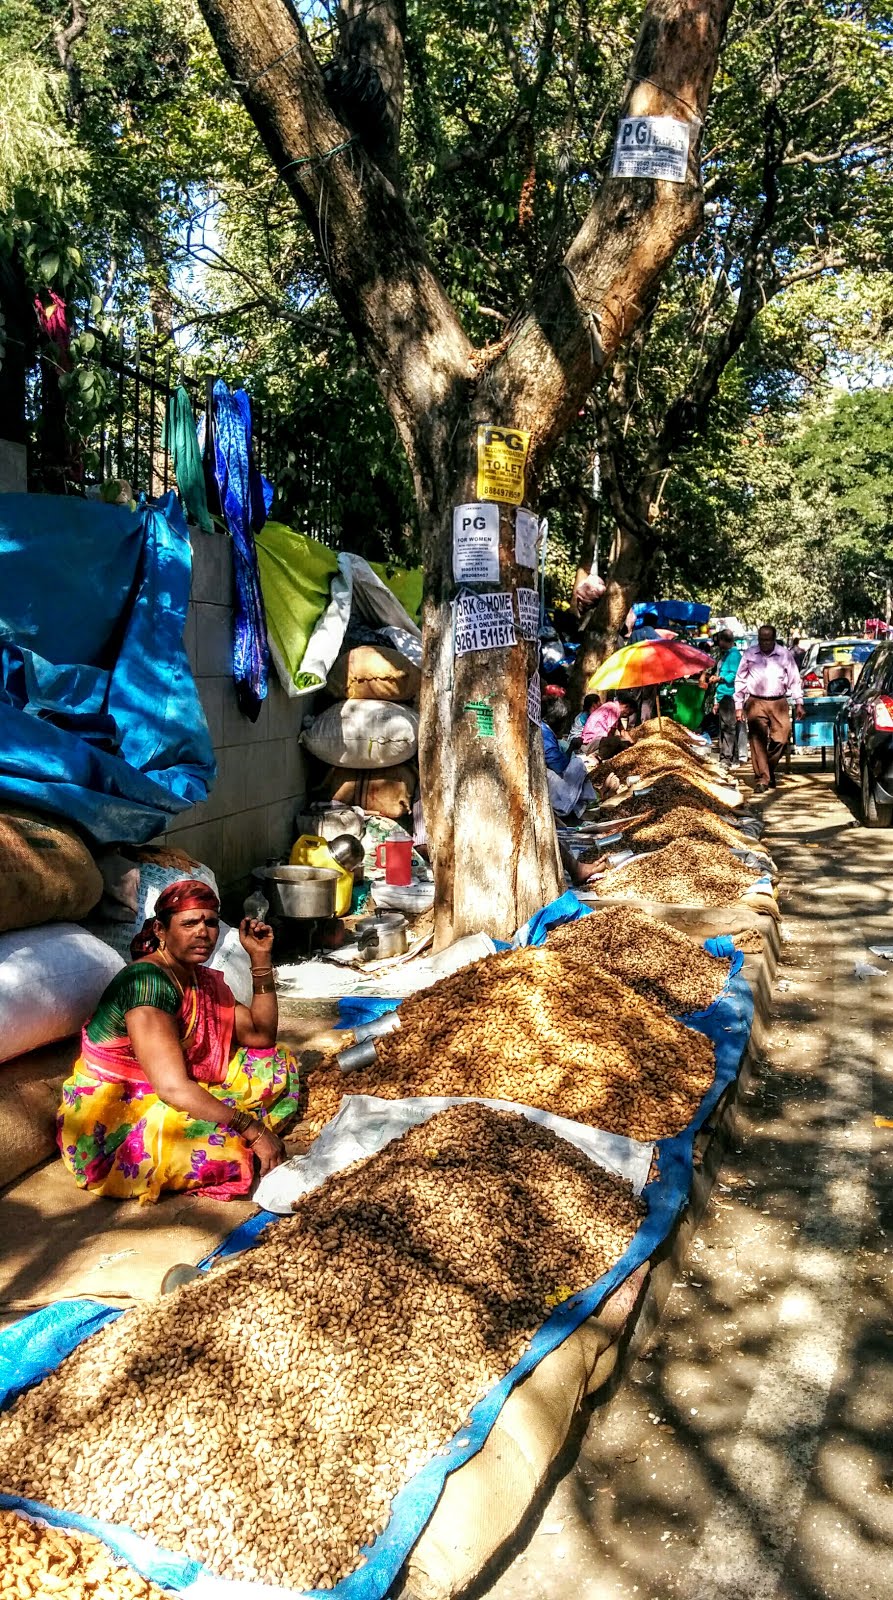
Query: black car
834 641 893 825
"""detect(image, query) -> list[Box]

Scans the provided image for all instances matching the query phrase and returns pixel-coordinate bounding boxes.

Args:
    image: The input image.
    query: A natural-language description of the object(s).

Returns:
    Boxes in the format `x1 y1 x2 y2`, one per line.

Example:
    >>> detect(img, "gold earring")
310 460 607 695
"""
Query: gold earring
159 940 166 951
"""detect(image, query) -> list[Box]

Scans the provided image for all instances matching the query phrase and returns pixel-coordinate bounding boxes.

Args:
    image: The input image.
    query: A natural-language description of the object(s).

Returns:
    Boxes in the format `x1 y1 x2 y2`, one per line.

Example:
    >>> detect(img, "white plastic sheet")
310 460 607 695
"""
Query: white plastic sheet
276 554 422 699
255 1093 654 1213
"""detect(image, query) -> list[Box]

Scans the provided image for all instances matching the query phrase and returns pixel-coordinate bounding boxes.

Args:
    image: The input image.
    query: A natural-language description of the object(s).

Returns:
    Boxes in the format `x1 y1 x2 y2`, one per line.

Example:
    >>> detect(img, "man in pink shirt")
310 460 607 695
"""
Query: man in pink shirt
734 624 804 791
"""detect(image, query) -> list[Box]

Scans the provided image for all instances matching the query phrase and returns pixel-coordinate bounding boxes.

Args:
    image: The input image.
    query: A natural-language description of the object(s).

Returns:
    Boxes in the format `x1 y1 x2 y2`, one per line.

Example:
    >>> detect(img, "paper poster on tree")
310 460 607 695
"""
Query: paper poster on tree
515 509 539 568
476 425 530 506
452 503 500 583
516 587 540 640
454 592 517 655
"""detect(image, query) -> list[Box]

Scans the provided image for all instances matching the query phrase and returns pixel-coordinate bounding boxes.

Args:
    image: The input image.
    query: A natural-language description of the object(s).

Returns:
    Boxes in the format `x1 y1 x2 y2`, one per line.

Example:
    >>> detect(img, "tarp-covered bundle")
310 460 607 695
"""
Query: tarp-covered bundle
633 598 711 626
0 493 215 844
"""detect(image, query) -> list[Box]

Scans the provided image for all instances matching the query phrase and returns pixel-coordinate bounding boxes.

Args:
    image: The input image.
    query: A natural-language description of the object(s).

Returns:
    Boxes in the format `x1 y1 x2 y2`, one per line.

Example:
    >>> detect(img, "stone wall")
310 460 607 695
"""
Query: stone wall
0 441 27 493
165 528 310 890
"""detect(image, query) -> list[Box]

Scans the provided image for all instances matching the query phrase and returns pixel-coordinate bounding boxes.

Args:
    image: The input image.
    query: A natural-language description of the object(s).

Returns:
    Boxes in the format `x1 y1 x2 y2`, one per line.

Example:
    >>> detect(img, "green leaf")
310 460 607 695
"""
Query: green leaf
39 252 60 281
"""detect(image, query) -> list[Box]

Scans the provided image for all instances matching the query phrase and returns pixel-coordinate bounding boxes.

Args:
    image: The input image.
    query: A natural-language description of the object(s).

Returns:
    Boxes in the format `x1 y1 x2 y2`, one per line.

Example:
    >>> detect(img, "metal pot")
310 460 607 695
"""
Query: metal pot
252 864 339 920
327 832 366 887
355 911 408 962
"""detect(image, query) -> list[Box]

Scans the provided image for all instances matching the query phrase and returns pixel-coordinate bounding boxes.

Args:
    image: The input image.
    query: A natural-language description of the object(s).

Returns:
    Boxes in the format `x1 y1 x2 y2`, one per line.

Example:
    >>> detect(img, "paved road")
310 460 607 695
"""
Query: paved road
486 759 893 1600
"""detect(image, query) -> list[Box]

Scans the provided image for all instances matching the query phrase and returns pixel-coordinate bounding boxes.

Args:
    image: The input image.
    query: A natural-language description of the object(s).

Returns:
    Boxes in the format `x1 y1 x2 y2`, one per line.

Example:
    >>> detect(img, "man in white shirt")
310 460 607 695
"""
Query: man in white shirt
734 625 804 792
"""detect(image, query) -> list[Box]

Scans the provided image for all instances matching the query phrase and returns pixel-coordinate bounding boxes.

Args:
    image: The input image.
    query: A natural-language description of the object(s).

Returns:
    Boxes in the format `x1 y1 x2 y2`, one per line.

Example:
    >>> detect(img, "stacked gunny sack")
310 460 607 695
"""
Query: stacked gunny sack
301 644 422 824
0 809 120 1189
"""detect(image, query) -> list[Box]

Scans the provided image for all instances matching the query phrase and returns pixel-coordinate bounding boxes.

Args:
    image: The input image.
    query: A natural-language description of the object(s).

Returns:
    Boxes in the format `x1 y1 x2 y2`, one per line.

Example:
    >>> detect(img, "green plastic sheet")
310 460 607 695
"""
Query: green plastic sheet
254 521 340 687
370 562 422 622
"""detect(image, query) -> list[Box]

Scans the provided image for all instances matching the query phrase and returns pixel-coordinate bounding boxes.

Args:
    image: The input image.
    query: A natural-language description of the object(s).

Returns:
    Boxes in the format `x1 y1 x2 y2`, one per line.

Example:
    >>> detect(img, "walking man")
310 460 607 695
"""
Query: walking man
734 624 803 793
703 628 741 770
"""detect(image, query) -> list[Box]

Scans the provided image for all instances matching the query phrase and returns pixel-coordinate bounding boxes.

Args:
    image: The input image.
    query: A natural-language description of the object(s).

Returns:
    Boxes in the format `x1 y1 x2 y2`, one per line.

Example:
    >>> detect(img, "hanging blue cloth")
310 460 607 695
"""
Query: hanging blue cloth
211 381 271 721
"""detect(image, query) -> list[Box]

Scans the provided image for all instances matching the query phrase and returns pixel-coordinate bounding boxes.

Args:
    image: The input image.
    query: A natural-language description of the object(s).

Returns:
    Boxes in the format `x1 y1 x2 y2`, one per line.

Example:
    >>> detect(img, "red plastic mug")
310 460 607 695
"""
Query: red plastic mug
375 837 413 886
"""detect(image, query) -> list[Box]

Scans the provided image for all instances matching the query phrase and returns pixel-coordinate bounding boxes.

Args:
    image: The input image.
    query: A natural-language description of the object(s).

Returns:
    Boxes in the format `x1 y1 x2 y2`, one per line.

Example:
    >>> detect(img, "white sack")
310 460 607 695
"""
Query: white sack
0 924 124 1062
255 1092 654 1213
302 699 419 769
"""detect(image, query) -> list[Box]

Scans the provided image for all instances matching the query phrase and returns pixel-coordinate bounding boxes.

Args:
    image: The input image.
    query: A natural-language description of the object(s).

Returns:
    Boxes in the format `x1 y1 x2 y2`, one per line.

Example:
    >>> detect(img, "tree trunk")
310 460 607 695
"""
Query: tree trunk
569 522 649 705
417 441 563 950
198 0 734 943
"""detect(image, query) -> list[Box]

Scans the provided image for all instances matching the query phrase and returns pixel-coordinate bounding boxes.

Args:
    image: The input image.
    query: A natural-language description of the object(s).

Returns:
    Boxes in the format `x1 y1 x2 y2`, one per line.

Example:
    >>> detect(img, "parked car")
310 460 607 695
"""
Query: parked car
833 642 893 825
801 637 873 697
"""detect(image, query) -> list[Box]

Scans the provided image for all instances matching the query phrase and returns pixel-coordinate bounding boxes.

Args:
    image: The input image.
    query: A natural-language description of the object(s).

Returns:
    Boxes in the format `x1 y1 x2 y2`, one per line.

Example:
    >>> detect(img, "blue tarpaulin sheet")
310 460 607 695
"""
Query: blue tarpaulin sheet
0 492 215 843
633 599 711 626
0 898 753 1600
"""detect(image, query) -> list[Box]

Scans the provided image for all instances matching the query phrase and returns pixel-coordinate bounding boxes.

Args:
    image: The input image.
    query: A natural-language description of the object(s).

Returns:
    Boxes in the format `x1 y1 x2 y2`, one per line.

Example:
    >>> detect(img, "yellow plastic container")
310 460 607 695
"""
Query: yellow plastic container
289 834 354 916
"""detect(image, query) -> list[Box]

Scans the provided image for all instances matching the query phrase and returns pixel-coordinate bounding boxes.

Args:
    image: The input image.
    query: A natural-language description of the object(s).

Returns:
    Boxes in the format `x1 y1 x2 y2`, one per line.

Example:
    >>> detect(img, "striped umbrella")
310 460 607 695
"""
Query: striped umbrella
587 639 709 728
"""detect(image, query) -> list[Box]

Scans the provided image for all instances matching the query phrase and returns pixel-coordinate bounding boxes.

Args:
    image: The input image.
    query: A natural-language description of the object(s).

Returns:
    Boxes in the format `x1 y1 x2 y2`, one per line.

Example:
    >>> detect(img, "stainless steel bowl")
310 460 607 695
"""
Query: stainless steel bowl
252 864 339 920
327 832 366 887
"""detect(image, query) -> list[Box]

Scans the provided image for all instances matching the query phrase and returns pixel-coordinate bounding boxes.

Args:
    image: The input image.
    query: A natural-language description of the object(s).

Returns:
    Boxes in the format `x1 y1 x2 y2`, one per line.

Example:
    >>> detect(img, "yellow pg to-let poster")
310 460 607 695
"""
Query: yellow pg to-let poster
476 424 530 506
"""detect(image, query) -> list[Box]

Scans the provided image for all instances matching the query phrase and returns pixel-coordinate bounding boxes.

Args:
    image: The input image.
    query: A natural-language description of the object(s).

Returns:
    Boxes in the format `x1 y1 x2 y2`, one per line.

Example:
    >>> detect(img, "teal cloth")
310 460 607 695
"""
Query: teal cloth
163 387 214 534
715 647 741 697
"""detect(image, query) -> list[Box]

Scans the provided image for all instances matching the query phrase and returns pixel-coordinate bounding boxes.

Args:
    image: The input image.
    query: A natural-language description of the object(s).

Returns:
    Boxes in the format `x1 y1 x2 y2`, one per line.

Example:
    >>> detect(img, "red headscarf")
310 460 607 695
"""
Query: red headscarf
130 879 220 958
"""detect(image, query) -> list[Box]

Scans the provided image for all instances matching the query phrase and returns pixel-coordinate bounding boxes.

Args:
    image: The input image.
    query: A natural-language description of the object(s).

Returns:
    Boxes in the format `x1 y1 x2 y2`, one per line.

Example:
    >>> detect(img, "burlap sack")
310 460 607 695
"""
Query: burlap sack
323 764 416 819
326 646 421 704
0 809 102 934
0 1036 80 1190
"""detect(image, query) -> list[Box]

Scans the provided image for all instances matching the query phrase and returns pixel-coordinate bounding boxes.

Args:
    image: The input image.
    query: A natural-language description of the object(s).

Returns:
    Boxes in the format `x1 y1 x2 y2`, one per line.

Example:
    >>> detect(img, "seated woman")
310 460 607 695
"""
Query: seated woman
58 880 300 1204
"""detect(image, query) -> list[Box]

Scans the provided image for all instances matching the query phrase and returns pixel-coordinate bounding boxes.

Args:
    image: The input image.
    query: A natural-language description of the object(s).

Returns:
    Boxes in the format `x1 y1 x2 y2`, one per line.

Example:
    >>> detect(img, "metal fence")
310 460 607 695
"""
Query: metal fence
84 334 278 501
25 332 349 547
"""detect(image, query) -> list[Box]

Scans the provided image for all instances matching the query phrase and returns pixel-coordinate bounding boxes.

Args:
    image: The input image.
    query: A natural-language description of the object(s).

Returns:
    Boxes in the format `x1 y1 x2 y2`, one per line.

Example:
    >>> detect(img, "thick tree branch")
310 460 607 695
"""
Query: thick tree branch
197 0 472 492
333 0 407 178
481 0 735 464
54 0 88 119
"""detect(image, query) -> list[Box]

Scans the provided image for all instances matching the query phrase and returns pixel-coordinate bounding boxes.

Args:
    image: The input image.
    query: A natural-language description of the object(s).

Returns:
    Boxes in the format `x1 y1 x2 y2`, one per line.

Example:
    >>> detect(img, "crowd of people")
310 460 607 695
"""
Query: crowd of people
541 621 805 811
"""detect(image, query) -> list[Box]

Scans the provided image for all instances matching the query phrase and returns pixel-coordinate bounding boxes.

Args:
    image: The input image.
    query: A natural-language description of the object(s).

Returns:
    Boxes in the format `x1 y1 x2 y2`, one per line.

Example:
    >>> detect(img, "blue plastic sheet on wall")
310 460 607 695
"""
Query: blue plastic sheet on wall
0 898 754 1600
0 492 215 843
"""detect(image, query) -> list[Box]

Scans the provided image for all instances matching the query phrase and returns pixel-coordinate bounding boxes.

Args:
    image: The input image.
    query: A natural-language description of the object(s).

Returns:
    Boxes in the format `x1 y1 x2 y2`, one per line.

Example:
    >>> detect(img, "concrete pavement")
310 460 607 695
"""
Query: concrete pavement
484 759 893 1600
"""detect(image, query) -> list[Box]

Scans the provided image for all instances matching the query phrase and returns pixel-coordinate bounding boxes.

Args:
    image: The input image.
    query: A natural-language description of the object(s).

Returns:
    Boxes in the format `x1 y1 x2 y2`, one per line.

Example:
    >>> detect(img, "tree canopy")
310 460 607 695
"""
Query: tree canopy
2 0 892 593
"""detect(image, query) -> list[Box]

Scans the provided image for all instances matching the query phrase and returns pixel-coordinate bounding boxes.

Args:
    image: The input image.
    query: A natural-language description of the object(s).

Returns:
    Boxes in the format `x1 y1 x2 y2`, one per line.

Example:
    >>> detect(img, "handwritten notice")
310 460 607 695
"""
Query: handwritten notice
515 507 539 568
476 424 530 506
455 592 517 656
611 116 691 183
516 587 540 641
527 670 541 724
452 502 499 583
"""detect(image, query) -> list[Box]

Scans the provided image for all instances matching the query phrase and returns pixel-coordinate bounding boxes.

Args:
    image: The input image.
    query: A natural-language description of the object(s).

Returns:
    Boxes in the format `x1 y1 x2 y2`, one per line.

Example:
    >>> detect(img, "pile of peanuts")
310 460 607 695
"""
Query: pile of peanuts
627 718 703 747
304 943 715 1141
0 1510 163 1599
0 1105 645 1593
546 907 728 1014
613 771 739 820
626 803 753 853
598 837 760 907
594 735 707 785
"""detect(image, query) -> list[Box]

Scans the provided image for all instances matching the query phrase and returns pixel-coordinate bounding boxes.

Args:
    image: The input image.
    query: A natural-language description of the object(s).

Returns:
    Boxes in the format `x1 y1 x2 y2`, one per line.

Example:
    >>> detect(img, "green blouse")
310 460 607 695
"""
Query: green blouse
85 963 180 1046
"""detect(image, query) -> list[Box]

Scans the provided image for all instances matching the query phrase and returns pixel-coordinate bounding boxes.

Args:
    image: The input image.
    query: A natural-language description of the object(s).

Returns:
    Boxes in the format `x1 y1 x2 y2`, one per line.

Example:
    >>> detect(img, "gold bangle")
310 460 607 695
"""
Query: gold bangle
253 979 276 994
246 1120 267 1145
